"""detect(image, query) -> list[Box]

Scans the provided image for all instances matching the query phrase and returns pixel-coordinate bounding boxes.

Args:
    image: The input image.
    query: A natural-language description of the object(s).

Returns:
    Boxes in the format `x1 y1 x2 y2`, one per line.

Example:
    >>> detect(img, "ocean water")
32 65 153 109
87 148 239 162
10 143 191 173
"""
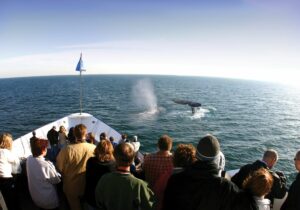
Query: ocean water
1 75 300 184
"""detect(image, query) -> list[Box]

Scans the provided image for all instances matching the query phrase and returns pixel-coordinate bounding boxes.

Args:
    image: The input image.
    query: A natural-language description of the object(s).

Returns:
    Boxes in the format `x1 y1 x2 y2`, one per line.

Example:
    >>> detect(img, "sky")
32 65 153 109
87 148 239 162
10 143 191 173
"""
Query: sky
0 0 300 86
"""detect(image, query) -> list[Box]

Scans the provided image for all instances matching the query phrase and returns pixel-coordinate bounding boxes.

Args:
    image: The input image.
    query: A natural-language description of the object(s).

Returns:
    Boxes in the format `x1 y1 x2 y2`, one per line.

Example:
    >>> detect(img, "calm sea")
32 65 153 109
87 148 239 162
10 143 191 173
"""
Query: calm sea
1 75 300 184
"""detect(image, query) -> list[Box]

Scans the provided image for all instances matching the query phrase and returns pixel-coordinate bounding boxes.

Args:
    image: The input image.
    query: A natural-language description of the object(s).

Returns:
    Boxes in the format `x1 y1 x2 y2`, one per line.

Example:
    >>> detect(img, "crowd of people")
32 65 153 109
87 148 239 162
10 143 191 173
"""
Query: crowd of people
0 124 299 210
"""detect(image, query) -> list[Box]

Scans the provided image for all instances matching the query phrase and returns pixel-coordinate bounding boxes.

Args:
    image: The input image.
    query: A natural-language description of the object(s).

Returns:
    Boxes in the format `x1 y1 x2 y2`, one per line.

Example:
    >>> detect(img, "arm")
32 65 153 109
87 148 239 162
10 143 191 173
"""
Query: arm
45 160 61 184
140 182 156 210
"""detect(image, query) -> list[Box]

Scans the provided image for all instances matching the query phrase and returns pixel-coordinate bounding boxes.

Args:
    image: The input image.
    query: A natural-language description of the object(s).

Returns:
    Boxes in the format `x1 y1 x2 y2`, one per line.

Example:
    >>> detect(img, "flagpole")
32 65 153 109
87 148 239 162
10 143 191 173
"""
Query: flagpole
76 53 85 115
80 70 82 115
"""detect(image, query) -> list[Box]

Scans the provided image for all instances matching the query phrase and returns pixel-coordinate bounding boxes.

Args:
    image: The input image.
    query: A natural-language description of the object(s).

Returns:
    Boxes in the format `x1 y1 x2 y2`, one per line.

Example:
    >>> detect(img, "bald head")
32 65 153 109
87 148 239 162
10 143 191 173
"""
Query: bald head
262 149 278 169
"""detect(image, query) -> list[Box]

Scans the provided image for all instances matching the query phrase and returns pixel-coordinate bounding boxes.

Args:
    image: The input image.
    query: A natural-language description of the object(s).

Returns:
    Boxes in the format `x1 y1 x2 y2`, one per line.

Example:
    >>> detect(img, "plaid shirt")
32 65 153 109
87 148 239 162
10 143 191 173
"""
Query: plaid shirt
143 152 173 188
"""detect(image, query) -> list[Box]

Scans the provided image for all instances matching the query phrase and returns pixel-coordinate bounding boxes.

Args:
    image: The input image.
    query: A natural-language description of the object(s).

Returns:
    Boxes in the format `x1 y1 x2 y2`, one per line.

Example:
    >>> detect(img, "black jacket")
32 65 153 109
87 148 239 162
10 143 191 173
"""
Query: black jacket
281 173 300 210
47 128 59 146
163 160 239 210
231 160 287 203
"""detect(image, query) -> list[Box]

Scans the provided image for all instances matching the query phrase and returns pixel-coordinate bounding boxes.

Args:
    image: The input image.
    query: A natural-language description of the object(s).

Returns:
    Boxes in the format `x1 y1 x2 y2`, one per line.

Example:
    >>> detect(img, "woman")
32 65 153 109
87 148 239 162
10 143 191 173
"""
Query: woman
84 139 115 209
241 168 274 210
26 138 61 210
58 125 68 148
281 150 300 210
0 133 21 210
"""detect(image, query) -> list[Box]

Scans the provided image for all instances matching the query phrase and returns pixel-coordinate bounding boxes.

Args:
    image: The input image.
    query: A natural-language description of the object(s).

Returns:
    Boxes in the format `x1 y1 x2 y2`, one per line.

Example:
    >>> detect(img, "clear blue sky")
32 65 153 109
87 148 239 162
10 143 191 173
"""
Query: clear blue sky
0 0 299 86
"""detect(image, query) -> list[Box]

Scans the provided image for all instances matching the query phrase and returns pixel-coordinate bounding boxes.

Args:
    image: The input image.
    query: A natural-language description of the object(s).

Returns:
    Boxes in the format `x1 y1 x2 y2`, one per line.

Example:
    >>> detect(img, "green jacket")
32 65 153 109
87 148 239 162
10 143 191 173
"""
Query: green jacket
95 172 156 210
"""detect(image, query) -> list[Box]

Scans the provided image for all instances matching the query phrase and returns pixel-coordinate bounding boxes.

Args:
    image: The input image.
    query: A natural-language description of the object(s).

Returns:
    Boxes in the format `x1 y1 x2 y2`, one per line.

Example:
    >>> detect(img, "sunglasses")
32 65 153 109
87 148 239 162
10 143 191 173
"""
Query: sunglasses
294 158 300 161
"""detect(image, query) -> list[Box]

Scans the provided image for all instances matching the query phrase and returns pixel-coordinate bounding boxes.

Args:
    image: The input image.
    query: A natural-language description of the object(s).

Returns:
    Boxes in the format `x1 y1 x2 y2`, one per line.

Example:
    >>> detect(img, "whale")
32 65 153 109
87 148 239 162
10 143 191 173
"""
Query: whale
172 99 201 114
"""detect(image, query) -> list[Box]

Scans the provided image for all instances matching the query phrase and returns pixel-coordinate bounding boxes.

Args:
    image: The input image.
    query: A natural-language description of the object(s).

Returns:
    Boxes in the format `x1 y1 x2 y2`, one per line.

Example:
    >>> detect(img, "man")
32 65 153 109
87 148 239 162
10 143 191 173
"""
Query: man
281 150 300 210
143 135 173 189
231 149 287 205
56 124 96 210
95 143 155 210
163 134 239 210
47 126 59 162
47 126 59 146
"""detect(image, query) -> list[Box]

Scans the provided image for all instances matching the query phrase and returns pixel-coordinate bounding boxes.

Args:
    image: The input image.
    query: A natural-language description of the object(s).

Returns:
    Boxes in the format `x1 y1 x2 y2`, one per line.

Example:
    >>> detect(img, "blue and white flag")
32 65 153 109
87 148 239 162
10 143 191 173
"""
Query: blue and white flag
76 53 86 71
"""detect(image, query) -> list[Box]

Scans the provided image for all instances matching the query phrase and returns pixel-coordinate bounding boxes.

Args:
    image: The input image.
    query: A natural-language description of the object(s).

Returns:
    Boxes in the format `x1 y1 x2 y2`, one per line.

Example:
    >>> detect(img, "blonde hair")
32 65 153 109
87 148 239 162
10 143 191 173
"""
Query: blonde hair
0 133 13 150
242 168 274 197
94 139 114 162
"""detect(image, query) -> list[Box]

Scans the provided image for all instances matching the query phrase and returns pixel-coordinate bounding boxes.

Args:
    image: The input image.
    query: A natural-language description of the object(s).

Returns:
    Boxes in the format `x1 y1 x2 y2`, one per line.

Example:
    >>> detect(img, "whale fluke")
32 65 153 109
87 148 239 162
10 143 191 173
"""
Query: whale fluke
172 99 201 114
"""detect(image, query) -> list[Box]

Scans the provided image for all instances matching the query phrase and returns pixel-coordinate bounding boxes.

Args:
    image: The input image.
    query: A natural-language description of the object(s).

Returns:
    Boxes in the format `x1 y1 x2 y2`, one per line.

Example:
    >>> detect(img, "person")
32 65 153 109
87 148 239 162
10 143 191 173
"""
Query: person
172 144 197 174
86 132 96 144
130 135 140 153
154 144 196 210
56 124 96 210
241 168 274 210
47 126 59 146
30 131 37 149
119 134 128 143
67 127 76 144
84 139 115 209
231 149 287 206
0 133 21 210
163 134 239 210
95 143 155 210
26 138 61 210
47 126 59 162
109 136 117 148
281 150 300 210
143 135 173 189
58 125 68 148
99 132 107 141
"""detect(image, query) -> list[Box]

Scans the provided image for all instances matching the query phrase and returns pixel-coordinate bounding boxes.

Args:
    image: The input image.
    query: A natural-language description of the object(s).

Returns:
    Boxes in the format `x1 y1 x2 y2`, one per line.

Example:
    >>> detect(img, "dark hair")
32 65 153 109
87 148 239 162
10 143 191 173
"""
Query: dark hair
113 143 135 167
121 134 127 139
31 138 48 157
100 132 107 141
174 144 196 167
87 132 95 144
158 135 173 151
74 124 87 142
68 127 76 144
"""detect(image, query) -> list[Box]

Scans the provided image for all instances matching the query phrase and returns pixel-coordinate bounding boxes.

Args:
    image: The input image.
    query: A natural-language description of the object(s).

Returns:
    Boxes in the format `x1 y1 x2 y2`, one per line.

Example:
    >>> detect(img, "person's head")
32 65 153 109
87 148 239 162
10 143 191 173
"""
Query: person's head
173 144 197 168
262 149 278 169
242 168 274 198
52 126 56 130
133 135 138 142
294 150 300 172
87 132 95 144
113 143 135 167
158 135 173 151
32 131 36 137
0 133 13 150
94 139 114 162
109 136 114 142
31 138 48 157
100 132 107 141
121 134 127 140
74 124 87 142
59 125 66 133
196 134 220 162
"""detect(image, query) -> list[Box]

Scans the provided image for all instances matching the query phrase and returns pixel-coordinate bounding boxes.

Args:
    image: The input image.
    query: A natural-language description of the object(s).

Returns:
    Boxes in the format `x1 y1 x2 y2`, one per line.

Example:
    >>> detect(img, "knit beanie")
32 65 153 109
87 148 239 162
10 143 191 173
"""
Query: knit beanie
196 134 220 161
